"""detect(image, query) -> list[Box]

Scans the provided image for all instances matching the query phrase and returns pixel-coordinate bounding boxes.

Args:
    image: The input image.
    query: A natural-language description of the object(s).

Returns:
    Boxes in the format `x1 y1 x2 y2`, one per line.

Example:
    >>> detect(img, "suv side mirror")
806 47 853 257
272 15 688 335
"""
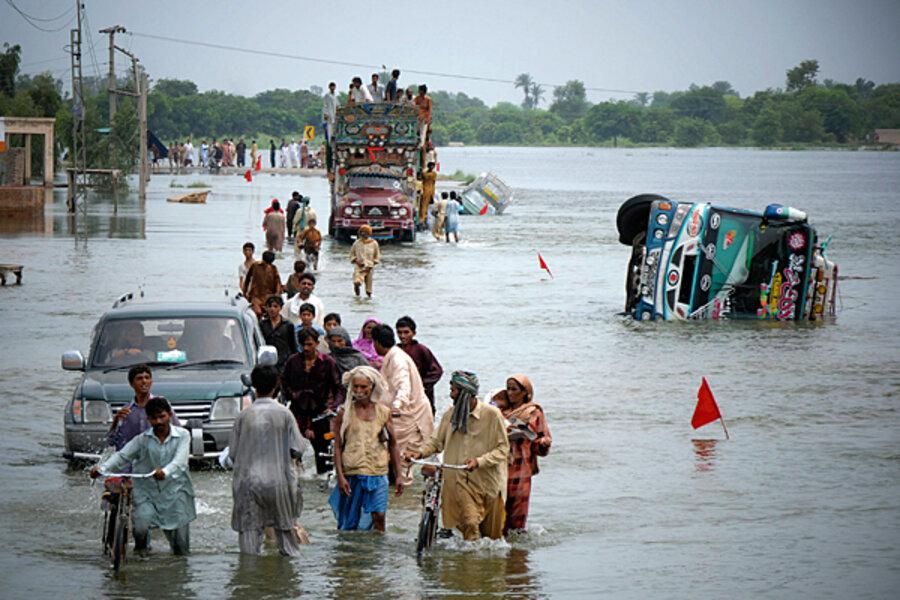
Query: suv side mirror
61 350 86 371
256 345 278 367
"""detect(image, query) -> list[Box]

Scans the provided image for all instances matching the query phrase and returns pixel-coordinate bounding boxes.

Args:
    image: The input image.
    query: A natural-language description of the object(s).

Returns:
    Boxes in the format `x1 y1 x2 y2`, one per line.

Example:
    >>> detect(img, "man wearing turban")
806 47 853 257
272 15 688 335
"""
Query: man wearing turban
406 370 509 541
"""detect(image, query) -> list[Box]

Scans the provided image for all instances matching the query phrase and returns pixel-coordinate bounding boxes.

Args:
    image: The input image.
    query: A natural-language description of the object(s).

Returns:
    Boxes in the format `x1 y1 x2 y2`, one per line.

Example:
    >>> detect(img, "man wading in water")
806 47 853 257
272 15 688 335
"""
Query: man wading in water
349 225 381 298
406 371 509 541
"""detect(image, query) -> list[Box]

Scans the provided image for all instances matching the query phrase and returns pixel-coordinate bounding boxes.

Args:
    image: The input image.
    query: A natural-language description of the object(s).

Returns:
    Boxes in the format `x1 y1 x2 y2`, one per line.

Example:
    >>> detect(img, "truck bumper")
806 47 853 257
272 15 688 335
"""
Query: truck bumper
339 218 414 240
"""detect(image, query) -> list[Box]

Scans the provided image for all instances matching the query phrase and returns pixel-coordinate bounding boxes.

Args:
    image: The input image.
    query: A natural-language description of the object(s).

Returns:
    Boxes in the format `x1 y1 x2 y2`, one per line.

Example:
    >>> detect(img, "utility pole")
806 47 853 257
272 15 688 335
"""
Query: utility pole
100 25 125 123
68 0 86 214
138 69 148 205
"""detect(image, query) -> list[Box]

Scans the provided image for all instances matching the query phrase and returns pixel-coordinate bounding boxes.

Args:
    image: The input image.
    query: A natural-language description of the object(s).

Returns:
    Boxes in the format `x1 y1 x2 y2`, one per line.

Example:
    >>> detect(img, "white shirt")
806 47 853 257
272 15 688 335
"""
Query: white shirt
351 86 373 104
282 292 326 327
366 83 384 103
322 92 339 122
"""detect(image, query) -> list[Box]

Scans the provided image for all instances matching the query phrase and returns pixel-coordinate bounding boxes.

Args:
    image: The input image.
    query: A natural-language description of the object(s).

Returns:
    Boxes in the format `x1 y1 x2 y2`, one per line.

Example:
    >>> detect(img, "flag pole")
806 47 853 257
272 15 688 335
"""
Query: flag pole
719 415 730 440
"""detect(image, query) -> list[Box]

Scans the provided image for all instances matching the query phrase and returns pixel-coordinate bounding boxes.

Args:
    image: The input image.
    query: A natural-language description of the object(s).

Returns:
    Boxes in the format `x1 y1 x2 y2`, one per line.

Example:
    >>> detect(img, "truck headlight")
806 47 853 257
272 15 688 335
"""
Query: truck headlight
352 208 361 217
343 206 353 216
398 207 408 217
83 400 112 424
211 397 240 420
656 213 669 226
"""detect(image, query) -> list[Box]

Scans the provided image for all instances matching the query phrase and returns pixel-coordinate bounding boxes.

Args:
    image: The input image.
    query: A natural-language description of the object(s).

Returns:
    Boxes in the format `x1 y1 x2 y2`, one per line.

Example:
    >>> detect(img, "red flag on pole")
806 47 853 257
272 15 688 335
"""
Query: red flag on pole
692 377 729 438
255 156 261 171
479 202 489 216
244 169 253 182
538 252 553 278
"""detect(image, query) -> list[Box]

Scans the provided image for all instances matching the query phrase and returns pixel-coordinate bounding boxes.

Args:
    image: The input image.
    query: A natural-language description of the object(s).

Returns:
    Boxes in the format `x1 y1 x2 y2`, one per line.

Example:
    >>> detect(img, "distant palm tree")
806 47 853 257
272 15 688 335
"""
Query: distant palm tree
530 83 545 108
515 73 534 109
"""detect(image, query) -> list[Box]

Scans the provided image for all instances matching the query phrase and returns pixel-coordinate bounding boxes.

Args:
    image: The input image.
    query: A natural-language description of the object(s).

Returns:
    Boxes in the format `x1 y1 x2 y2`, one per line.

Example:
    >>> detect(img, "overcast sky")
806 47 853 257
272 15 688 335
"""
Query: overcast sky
3 0 899 105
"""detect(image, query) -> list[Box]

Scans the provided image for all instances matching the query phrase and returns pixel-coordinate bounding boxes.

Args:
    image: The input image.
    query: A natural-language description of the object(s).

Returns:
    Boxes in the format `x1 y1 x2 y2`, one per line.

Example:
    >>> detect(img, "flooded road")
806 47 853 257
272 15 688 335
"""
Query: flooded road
0 147 898 598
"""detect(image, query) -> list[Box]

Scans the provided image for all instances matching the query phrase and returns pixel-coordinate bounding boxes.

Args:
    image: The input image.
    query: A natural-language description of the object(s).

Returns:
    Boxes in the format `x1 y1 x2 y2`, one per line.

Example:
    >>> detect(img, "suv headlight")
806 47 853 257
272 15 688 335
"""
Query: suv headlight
210 395 251 420
83 400 112 423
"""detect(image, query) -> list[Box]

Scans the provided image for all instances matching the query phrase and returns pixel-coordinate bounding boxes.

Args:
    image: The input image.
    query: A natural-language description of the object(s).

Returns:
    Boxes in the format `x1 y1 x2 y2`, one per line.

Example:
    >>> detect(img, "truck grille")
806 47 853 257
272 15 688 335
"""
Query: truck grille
111 401 213 422
364 206 386 217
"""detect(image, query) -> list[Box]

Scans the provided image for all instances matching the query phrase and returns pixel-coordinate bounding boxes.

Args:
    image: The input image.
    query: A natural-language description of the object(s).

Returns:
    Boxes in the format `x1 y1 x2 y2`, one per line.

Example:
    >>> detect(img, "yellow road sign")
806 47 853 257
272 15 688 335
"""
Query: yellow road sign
304 125 315 141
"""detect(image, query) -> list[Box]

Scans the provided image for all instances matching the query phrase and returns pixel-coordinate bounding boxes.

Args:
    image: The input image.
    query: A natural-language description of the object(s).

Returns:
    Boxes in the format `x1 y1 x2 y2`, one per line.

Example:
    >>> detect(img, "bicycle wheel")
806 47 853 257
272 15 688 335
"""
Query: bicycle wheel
416 508 435 556
111 504 128 572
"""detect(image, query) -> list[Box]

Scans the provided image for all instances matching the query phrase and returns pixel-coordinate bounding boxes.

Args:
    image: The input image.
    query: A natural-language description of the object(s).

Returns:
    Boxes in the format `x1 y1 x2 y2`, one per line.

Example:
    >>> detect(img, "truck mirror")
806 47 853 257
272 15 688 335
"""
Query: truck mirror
61 350 85 371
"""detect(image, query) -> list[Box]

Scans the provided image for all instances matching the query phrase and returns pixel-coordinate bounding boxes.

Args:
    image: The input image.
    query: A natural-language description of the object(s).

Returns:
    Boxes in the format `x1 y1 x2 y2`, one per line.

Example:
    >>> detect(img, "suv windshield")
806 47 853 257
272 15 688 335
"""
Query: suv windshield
348 175 403 190
91 316 249 368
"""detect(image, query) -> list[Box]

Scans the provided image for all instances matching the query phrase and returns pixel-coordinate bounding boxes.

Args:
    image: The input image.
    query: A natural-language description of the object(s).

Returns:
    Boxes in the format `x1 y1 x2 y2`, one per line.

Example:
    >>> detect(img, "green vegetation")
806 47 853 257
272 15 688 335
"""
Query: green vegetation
2 43 899 193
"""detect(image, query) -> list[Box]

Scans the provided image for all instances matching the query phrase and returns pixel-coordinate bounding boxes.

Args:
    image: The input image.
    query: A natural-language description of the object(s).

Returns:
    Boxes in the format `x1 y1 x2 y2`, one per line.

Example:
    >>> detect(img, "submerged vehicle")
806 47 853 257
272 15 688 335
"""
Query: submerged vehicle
328 104 421 242
459 172 513 215
61 294 277 462
617 194 838 321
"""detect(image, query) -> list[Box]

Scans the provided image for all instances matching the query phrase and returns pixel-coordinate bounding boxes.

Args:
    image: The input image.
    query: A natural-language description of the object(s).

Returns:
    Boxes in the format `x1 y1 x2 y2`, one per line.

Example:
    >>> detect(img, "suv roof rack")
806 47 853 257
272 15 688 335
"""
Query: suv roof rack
112 286 145 309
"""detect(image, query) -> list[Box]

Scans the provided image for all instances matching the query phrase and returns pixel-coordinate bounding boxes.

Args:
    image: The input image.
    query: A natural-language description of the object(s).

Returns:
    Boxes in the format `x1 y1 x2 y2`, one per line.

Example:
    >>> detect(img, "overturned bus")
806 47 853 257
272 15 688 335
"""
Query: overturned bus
617 194 838 321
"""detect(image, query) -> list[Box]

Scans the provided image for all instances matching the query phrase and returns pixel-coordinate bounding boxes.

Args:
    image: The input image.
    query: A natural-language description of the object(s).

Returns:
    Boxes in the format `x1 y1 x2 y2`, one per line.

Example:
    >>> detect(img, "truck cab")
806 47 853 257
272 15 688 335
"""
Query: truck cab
617 194 838 321
329 104 420 242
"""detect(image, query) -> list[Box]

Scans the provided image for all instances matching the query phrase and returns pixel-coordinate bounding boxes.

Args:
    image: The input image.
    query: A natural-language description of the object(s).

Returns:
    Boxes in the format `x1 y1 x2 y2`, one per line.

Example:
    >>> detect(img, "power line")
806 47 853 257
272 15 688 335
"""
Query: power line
127 31 645 96
4 0 72 22
4 0 76 32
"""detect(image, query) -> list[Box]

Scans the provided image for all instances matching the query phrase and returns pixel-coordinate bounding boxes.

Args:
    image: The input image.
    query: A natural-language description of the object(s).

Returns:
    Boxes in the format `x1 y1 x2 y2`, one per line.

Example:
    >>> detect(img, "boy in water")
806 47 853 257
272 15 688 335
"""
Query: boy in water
297 217 323 271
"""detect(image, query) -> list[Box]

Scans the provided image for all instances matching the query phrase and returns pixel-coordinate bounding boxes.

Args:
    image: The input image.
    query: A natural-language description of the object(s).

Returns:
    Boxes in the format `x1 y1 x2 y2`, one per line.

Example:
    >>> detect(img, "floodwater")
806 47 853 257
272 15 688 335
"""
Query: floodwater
0 147 898 599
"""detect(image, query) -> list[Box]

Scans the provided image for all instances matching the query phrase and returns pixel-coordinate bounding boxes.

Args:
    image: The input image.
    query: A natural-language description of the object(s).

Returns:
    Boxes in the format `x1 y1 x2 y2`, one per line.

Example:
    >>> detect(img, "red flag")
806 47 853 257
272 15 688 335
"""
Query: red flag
244 169 252 182
479 202 489 216
255 156 261 171
538 252 553 278
691 377 722 429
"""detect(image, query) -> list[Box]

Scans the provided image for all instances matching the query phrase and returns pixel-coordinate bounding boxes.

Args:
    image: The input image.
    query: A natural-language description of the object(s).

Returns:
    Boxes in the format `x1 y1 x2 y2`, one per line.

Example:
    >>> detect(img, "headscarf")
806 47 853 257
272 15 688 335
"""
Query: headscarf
339 365 388 439
450 370 479 434
503 373 540 424
507 374 533 402
358 224 373 236
352 317 382 365
328 326 370 374
264 198 283 215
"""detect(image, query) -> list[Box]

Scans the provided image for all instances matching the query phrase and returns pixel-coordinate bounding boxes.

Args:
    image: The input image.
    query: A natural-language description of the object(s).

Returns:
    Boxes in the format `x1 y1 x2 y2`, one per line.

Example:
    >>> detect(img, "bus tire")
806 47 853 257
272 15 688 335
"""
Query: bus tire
617 194 670 245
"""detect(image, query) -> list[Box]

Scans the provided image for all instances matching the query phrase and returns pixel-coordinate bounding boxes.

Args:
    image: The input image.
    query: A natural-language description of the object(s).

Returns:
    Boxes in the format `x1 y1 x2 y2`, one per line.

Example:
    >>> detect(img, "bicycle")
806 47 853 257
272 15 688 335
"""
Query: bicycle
95 470 153 572
313 410 337 489
408 458 467 557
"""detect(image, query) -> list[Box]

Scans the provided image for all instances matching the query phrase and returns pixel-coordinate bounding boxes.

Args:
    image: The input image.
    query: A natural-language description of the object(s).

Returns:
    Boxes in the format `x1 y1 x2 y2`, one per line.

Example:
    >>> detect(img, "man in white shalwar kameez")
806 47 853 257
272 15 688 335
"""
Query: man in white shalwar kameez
372 324 434 486
230 365 305 556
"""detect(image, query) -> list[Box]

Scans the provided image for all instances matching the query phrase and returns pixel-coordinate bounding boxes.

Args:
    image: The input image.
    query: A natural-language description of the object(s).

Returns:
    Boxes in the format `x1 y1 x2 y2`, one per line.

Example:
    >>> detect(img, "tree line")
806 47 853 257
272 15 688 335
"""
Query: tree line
2 43 899 174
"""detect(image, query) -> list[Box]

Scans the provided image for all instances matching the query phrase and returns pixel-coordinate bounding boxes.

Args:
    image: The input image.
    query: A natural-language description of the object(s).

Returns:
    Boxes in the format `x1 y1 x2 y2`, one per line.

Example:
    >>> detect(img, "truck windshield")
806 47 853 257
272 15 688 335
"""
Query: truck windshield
696 209 810 316
348 175 403 190
91 316 249 368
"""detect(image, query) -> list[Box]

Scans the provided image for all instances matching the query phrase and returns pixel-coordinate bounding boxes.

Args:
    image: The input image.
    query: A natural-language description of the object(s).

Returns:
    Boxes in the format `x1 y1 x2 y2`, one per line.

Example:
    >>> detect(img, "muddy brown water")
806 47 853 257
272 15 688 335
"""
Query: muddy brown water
0 147 898 598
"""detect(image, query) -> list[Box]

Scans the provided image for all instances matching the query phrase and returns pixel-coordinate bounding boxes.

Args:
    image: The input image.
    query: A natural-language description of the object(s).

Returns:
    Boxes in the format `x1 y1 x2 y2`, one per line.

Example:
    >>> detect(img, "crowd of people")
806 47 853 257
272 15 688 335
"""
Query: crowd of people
91 230 552 558
153 137 325 173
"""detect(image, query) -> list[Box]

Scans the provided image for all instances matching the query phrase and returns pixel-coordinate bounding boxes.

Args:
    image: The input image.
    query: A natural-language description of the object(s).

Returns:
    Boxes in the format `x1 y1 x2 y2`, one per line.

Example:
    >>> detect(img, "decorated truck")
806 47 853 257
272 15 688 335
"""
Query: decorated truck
328 104 421 242
616 194 838 321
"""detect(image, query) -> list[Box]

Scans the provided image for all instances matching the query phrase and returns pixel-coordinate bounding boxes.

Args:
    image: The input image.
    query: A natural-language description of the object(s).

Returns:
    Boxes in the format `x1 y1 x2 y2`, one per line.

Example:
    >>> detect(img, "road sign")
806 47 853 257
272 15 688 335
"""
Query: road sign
304 125 315 141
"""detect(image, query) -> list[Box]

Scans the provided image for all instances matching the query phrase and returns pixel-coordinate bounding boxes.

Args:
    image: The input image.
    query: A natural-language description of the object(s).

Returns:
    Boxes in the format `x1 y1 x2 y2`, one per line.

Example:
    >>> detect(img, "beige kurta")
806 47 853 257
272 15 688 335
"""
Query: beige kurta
349 238 381 294
379 345 433 485
417 401 509 539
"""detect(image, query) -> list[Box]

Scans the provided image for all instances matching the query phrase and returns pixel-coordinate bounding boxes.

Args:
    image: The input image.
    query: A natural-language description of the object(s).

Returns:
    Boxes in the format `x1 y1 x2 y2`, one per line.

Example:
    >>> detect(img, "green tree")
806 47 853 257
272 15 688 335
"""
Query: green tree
712 80 739 97
633 92 650 107
786 59 819 92
154 79 198 97
799 86 861 142
514 73 534 109
549 80 588 122
673 117 716 147
670 86 728 123
585 101 641 145
751 106 782 145
0 43 21 97
530 83 545 108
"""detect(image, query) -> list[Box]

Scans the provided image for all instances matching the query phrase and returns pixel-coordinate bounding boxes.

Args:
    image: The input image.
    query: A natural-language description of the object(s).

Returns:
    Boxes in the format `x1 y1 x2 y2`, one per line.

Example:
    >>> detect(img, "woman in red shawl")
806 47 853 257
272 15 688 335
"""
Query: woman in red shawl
496 373 551 535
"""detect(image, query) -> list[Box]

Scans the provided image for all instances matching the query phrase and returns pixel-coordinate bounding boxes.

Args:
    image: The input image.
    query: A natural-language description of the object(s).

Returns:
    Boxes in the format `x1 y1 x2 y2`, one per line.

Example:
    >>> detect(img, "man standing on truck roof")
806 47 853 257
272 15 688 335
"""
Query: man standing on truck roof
415 84 433 147
351 77 373 104
385 70 401 103
322 82 339 143
108 364 181 451
367 73 384 103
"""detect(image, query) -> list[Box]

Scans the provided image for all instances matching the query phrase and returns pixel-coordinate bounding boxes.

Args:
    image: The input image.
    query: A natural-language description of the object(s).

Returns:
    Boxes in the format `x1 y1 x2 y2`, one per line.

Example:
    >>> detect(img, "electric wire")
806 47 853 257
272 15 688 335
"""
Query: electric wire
3 0 72 22
4 0 76 32
127 30 646 96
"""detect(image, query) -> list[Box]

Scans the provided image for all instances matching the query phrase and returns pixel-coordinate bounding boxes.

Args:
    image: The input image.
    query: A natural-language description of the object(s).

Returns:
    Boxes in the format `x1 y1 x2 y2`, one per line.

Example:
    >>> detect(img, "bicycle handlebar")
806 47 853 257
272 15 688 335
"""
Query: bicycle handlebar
312 410 338 423
98 471 155 478
409 458 468 470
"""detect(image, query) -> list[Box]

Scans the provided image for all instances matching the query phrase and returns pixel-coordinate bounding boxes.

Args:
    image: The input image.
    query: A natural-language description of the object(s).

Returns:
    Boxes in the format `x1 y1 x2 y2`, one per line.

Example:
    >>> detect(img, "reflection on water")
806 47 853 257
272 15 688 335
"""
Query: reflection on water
691 438 719 472
1 151 899 598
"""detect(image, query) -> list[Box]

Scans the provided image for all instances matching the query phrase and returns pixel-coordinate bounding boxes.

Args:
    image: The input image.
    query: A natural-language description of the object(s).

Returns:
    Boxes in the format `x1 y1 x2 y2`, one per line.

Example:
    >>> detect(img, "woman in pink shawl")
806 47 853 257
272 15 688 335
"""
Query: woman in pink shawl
353 318 383 369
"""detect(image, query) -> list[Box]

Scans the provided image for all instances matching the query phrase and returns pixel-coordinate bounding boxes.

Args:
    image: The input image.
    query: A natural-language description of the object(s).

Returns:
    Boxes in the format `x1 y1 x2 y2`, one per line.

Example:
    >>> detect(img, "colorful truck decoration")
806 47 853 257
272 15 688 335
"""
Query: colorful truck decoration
617 194 838 321
328 104 421 242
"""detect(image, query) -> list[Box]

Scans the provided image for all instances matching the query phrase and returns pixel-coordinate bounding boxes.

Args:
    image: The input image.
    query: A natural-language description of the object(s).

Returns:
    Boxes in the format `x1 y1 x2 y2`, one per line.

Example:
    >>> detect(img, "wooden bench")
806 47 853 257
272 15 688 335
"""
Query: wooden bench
0 263 23 285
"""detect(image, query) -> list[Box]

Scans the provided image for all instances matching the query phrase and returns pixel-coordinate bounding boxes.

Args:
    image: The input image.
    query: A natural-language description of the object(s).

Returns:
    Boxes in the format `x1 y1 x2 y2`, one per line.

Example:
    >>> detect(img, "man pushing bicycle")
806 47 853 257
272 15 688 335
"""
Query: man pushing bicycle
404 371 509 541
91 396 196 556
